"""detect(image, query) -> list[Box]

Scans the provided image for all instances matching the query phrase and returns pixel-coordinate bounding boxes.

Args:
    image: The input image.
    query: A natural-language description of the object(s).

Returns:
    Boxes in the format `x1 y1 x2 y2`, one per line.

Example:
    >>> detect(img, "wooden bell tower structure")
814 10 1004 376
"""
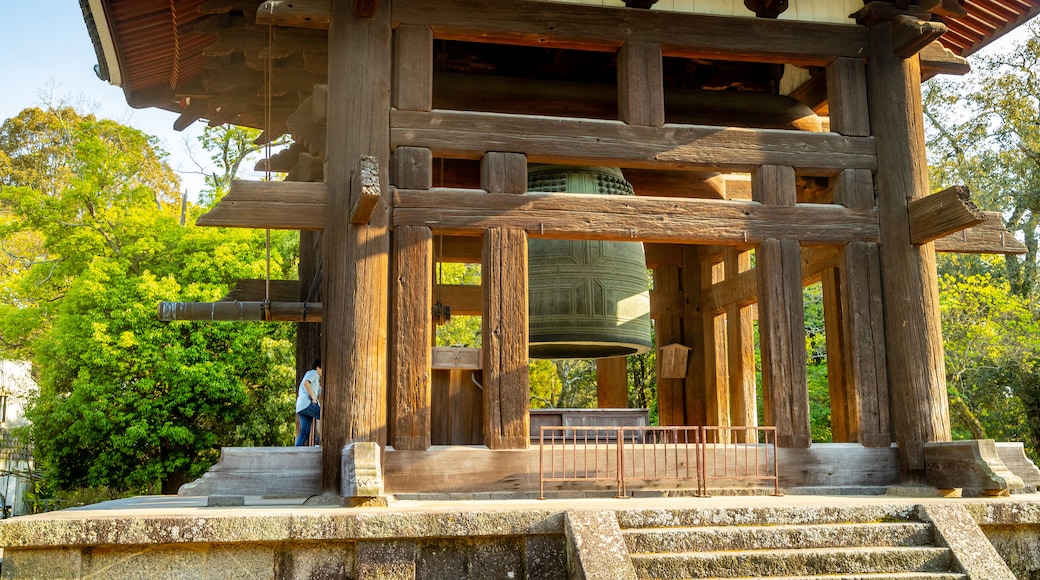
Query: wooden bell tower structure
96 0 1036 495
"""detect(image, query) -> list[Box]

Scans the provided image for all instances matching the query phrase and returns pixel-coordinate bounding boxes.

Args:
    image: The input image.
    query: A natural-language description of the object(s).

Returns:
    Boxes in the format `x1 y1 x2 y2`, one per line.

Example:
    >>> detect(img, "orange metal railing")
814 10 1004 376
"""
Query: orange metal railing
538 425 779 499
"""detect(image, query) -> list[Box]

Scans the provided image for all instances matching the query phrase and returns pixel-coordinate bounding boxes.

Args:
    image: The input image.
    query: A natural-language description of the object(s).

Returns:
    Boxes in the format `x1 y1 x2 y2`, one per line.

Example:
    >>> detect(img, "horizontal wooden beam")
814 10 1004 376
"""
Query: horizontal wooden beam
933 211 1027 254
196 180 328 230
222 279 301 302
392 109 877 175
393 0 870 67
919 40 971 78
908 185 985 245
158 301 323 322
394 188 880 245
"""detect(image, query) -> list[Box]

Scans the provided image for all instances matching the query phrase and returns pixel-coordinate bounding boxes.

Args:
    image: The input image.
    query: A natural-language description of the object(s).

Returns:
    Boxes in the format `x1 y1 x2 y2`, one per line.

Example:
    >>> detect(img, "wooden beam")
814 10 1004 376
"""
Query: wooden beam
434 284 482 316
618 42 664 127
753 165 810 448
908 185 985 245
393 188 880 245
350 156 383 225
654 265 685 426
480 152 527 194
390 226 433 450
827 57 870 137
391 109 877 175
323 0 393 494
257 0 331 30
724 249 757 436
354 0 378 18
868 21 951 473
683 246 707 427
482 228 530 449
596 358 629 409
392 0 871 67
158 301 322 322
197 180 327 230
393 147 434 191
933 211 1027 254
392 25 433 112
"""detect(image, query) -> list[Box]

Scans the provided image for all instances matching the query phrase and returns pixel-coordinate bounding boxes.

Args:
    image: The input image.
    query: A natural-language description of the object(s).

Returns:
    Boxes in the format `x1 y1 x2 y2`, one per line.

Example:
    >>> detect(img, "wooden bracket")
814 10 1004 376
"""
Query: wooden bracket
350 155 382 225
890 14 947 59
908 185 984 245
920 41 971 78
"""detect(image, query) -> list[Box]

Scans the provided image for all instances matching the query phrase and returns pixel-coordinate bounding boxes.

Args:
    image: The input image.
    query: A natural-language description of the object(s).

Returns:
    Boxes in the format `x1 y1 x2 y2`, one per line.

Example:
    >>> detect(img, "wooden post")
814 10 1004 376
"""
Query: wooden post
482 228 530 449
323 0 392 494
596 357 629 409
391 226 433 449
653 265 685 425
725 249 757 440
867 24 950 472
392 24 433 112
702 258 729 428
821 266 852 442
753 165 811 448
829 56 891 448
618 42 664 127
682 246 707 426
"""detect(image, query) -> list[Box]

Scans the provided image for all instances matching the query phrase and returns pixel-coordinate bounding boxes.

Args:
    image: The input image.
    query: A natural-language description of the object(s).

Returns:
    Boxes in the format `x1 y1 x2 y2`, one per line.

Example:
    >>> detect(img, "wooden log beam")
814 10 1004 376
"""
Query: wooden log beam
158 301 323 322
391 109 877 175
393 188 880 245
908 185 985 245
350 156 383 225
222 279 301 302
393 0 870 67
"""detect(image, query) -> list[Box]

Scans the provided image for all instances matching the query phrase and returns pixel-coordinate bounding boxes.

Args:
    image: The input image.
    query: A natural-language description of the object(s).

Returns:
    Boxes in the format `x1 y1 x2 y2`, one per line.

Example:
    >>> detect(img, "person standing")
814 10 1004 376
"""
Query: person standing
295 358 322 446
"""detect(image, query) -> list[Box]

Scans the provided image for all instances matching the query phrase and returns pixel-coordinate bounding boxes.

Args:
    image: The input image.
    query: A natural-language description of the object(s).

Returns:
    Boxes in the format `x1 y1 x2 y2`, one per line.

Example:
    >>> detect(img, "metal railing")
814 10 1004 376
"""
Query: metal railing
538 425 779 499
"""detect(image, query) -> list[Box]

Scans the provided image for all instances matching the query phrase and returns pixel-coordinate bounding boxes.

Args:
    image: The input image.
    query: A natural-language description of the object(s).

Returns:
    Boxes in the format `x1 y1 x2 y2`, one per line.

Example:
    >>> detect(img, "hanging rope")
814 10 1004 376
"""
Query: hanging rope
262 23 274 321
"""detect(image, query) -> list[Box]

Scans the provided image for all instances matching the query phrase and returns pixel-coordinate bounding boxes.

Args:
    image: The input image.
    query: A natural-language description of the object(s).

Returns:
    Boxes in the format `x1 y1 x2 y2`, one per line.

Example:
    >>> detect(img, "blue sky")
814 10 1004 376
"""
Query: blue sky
0 0 209 196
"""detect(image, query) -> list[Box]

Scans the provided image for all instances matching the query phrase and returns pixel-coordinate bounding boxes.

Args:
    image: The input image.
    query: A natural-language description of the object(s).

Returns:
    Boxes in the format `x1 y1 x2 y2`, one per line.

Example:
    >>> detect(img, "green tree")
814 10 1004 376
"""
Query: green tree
0 106 296 494
195 124 266 207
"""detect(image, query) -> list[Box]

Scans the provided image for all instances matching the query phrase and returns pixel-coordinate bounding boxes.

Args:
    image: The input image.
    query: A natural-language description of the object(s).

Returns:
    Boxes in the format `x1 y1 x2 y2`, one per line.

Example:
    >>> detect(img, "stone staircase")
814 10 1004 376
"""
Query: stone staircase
617 505 969 580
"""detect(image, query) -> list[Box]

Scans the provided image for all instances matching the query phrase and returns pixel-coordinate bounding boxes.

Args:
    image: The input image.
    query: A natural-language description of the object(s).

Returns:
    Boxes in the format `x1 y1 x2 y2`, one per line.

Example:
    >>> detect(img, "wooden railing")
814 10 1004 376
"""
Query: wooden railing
538 425 779 499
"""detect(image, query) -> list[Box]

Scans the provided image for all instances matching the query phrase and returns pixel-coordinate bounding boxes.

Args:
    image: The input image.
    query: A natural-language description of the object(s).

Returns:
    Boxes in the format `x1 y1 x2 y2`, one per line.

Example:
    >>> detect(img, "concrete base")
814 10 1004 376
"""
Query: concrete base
178 447 321 497
925 440 1025 494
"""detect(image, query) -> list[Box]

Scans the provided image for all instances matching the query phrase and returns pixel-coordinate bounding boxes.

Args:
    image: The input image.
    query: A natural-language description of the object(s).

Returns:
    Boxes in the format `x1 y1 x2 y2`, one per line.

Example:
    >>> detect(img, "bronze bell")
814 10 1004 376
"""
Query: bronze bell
527 165 653 359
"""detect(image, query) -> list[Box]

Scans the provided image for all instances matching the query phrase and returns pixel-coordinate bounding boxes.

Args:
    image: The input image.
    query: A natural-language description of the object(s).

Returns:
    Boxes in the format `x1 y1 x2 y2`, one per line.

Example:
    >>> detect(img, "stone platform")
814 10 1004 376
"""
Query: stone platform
2 492 1040 579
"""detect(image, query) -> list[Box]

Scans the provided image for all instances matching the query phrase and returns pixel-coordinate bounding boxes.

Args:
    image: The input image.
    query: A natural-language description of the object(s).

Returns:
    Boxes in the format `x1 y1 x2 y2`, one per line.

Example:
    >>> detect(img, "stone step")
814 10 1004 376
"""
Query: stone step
625 522 935 553
689 575 967 580
617 504 921 529
630 546 954 579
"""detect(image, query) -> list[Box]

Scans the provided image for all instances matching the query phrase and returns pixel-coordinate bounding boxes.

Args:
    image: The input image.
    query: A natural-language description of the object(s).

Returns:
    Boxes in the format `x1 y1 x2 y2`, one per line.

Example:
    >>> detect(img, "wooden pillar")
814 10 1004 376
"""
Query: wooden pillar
596 358 629 408
682 246 707 426
482 228 530 449
654 265 684 426
725 249 757 439
821 266 852 442
323 0 392 494
391 227 433 449
829 56 891 448
618 41 664 126
702 259 729 427
867 26 950 472
753 165 811 448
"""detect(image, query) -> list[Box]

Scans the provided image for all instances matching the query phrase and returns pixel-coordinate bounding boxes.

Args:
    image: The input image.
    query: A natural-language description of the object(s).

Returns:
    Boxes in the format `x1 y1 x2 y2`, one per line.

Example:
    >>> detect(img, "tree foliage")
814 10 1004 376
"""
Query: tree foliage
0 106 296 494
925 23 1040 460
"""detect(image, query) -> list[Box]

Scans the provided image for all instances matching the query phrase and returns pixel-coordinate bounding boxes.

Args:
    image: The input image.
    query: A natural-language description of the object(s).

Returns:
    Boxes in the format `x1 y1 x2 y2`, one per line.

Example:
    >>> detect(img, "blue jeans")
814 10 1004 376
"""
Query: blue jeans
295 412 319 446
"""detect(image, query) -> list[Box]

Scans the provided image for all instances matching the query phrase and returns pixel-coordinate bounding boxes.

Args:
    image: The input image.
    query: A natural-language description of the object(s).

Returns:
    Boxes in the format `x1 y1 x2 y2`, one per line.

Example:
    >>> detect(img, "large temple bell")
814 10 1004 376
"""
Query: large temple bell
527 165 653 359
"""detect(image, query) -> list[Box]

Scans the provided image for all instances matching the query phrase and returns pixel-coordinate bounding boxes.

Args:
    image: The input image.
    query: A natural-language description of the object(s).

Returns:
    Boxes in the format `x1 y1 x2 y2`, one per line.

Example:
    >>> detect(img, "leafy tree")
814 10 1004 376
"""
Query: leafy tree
924 21 1040 296
0 106 297 494
194 124 267 207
